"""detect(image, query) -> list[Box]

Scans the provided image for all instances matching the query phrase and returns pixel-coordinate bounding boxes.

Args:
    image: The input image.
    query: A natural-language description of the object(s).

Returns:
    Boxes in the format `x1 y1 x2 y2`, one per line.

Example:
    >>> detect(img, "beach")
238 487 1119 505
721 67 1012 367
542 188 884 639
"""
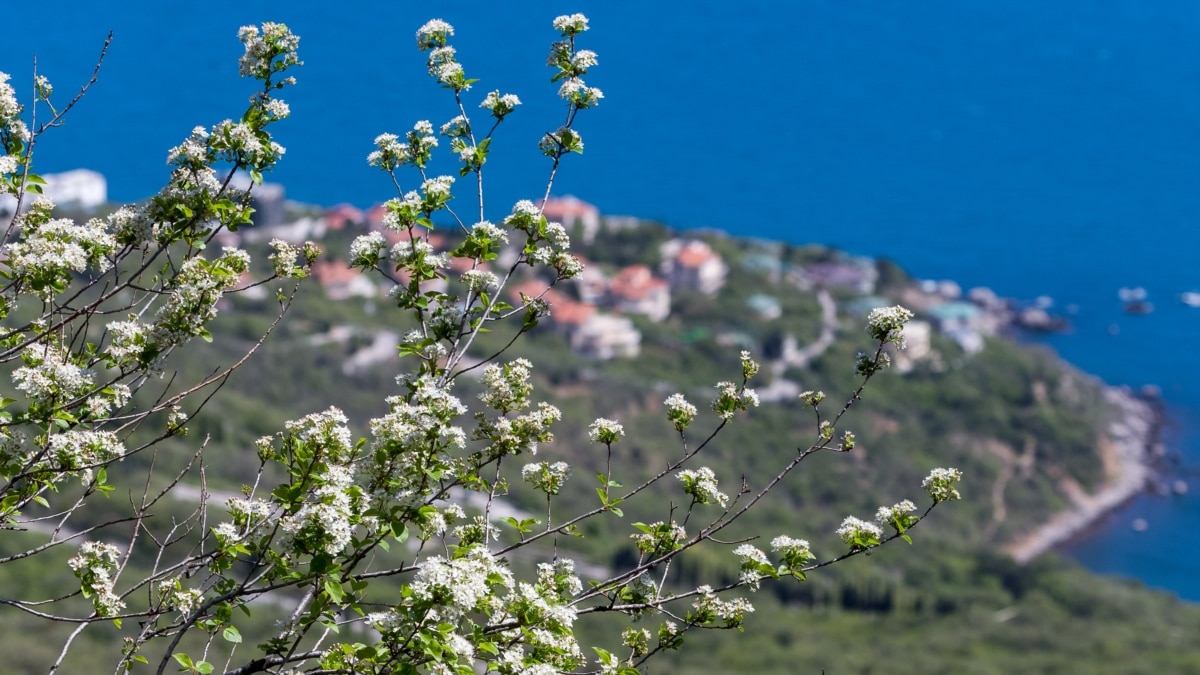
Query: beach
1005 386 1159 564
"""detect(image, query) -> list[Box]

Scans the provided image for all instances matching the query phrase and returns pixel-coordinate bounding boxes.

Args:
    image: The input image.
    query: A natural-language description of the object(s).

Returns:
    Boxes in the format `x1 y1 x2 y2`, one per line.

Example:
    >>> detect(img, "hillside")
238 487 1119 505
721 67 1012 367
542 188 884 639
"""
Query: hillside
7 198 1197 673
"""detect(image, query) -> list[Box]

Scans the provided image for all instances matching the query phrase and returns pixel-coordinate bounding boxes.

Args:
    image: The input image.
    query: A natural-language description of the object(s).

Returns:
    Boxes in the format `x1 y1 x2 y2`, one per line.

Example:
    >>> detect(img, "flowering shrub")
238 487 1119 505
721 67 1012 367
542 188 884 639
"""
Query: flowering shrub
0 14 962 674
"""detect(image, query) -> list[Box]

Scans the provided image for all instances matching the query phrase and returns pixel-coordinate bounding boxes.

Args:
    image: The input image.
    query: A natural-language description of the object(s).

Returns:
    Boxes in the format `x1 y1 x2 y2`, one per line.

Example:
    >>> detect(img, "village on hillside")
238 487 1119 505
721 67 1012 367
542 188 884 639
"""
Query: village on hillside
4 170 1069 379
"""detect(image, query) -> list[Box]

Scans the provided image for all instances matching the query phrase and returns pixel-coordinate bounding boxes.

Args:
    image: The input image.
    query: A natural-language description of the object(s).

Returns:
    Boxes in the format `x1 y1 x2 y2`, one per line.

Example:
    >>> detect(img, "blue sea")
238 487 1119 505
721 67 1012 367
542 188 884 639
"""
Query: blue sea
5 1 1200 598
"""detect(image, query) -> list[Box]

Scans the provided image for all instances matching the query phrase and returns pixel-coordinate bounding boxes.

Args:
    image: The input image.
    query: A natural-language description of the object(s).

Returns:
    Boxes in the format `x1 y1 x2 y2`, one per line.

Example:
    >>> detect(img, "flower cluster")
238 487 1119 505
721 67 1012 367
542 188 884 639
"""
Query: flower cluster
631 521 687 556
522 461 571 495
677 467 729 508
13 341 94 404
587 418 624 445
48 430 125 483
771 535 815 575
711 380 759 421
923 467 964 503
480 359 535 411
6 215 116 295
664 393 697 432
481 90 522 119
691 585 755 628
866 305 915 347
875 499 919 533
68 541 125 617
836 516 883 551
157 578 204 616
732 544 771 590
237 22 301 82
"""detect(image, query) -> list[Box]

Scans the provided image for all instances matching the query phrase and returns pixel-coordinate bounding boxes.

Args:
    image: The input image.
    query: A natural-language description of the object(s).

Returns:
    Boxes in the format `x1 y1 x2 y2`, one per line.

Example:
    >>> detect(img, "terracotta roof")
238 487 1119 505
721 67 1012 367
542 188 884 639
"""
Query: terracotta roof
538 195 599 220
311 259 362 286
676 241 719 268
608 265 668 301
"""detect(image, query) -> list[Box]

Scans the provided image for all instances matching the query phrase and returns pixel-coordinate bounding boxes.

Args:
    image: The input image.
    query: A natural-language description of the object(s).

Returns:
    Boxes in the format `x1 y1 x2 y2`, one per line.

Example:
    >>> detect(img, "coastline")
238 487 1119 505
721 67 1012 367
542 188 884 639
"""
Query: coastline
1004 385 1161 564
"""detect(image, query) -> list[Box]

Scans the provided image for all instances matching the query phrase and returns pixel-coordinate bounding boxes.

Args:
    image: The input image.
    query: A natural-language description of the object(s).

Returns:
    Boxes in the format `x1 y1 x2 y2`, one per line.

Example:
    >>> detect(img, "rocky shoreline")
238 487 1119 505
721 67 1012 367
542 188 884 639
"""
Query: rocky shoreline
1005 385 1162 564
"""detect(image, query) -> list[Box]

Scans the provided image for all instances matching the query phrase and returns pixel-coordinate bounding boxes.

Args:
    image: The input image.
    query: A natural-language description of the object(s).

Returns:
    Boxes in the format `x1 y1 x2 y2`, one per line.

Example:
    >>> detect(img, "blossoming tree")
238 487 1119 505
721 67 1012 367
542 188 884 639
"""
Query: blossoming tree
0 15 962 674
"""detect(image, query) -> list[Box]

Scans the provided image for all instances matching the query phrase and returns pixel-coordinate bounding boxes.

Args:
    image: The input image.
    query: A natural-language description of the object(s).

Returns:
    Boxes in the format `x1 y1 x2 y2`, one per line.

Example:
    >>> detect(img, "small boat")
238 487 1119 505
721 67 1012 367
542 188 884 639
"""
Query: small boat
1118 287 1147 302
1181 292 1200 308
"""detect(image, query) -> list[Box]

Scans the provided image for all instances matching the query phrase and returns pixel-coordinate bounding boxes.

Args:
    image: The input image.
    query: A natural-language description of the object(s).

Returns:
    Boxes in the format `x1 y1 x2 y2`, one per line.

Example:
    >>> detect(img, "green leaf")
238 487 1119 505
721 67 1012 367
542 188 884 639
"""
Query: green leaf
172 653 194 669
324 580 345 604
222 626 242 644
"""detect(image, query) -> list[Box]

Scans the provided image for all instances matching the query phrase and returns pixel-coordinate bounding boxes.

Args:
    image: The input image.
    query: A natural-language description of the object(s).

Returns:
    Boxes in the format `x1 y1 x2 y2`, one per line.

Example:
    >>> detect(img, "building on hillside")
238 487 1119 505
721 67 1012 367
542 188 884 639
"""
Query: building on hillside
801 257 878 294
42 169 107 210
311 259 378 301
506 279 641 359
569 256 609 305
325 203 365 230
607 264 671 322
746 293 782 320
539 195 601 244
659 239 728 295
569 313 641 359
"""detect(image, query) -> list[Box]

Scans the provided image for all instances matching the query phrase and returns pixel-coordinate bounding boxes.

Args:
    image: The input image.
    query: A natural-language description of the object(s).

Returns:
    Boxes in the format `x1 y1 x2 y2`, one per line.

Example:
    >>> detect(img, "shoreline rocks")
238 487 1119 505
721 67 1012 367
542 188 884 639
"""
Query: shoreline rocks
1004 385 1161 564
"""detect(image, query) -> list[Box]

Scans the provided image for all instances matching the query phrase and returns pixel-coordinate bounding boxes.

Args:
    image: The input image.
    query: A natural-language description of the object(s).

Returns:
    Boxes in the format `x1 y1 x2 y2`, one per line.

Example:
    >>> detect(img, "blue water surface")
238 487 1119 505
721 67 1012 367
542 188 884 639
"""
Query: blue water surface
4 1 1200 597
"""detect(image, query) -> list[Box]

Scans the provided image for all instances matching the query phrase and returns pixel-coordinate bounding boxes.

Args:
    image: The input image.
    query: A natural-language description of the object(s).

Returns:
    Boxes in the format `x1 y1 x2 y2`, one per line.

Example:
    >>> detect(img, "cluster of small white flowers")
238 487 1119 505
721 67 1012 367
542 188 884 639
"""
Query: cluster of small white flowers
692 585 755 625
676 467 729 508
552 14 589 34
285 408 354 459
836 516 883 546
923 467 964 503
167 126 210 166
412 545 512 620
732 544 769 590
349 231 387 268
227 496 273 530
370 378 467 462
367 132 404 168
479 359 535 411
875 500 918 529
422 175 454 197
732 544 768 566
0 154 17 175
212 119 264 156
557 77 604 108
68 541 125 617
471 220 509 245
267 237 297 270
771 535 812 558
711 380 759 421
416 19 454 51
280 462 357 555
0 70 29 146
7 217 117 287
522 461 572 495
47 430 125 482
441 114 469 137
460 268 499 293
866 305 915 346
147 254 240 353
107 205 153 246
389 238 449 270
237 22 301 80
587 418 624 444
631 520 686 554
480 91 522 118
85 383 130 420
663 393 697 431
571 50 599 70
264 98 290 119
417 503 464 540
157 580 204 616
13 342 94 403
427 45 460 82
105 319 146 366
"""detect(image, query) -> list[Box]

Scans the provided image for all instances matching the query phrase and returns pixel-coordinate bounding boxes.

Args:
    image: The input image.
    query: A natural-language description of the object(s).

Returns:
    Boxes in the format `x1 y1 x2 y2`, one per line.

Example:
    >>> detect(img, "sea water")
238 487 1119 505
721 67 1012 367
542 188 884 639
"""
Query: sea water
4 0 1200 598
